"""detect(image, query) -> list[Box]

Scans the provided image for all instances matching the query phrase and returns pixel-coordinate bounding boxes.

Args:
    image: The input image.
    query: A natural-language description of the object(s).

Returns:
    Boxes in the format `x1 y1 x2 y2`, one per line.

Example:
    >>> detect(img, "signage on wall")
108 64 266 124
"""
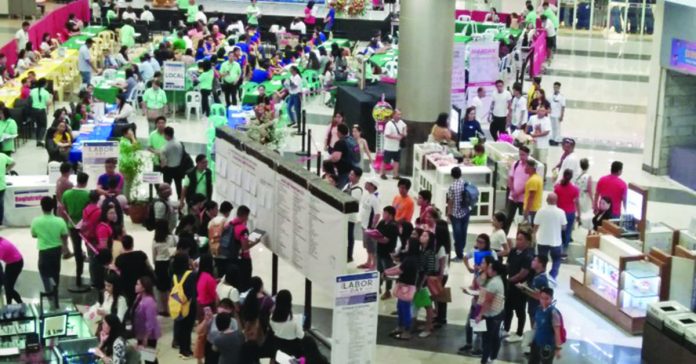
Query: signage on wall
670 38 696 75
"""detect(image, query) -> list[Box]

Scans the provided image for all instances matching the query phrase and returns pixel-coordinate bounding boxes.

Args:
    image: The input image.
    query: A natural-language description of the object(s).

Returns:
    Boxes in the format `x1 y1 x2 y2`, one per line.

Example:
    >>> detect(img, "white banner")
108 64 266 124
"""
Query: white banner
451 41 468 110
331 272 379 364
466 41 500 122
163 61 186 91
82 141 119 190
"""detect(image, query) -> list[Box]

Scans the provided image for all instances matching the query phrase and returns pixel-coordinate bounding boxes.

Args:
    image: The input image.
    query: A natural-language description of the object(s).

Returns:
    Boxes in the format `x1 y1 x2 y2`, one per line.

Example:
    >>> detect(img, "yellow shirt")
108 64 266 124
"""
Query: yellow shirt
524 173 543 212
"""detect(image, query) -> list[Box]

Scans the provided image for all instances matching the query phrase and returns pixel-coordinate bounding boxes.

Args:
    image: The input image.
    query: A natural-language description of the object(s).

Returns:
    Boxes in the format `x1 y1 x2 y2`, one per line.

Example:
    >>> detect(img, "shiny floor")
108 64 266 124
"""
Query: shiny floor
1 8 695 364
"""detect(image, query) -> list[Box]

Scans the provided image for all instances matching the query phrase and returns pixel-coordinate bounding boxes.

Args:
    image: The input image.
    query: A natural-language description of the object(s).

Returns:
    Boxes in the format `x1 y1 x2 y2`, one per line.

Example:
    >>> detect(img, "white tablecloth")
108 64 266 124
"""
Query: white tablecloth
4 175 57 227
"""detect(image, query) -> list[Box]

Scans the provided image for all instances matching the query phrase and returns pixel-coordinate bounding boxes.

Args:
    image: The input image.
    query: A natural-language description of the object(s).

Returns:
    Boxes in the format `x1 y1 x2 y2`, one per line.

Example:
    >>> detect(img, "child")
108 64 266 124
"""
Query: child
490 212 510 258
470 143 488 166
463 234 497 274
459 255 495 356
352 125 373 173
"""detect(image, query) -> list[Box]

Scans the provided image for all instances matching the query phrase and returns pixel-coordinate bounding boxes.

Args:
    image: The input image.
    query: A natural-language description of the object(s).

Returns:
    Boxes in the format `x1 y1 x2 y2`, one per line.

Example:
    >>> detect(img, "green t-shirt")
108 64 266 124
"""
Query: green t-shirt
187 7 198 24
198 69 214 90
172 38 187 51
183 170 209 196
220 60 242 84
0 118 18 152
142 88 168 109
149 130 167 164
543 8 559 29
31 214 68 251
61 188 90 226
30 88 51 110
525 10 537 25
120 24 136 47
177 0 190 10
0 153 12 190
106 10 118 23
471 153 487 166
246 5 259 25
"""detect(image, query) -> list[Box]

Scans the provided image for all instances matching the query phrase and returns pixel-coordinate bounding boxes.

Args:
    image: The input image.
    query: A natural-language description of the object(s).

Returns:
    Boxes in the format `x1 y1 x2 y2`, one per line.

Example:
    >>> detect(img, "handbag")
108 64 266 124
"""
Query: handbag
393 282 416 302
413 288 432 308
383 264 402 278
426 276 444 297
391 120 407 149
433 287 452 303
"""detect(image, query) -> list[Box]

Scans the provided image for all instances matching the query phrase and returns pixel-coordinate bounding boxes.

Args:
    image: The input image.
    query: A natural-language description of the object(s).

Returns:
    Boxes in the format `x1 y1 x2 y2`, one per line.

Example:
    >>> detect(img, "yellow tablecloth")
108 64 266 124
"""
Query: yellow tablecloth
0 49 78 107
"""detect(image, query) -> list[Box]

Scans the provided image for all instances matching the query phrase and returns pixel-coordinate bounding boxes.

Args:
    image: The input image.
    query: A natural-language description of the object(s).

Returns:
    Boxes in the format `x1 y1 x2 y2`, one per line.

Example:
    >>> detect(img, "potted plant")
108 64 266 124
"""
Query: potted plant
118 138 148 224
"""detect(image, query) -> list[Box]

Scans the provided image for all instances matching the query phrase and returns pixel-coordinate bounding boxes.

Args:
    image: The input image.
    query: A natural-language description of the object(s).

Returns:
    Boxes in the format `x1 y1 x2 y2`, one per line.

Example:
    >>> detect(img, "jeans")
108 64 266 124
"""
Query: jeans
38 247 62 293
450 214 470 259
69 228 85 281
377 255 394 292
32 108 47 143
563 212 575 250
238 257 253 292
221 81 239 106
481 312 504 363
174 310 196 356
503 286 526 337
287 93 301 124
538 244 563 279
162 166 183 199
201 89 212 116
435 275 449 324
80 71 91 85
529 342 555 364
347 222 355 261
504 199 523 235
397 299 412 329
4 259 23 304
490 116 507 141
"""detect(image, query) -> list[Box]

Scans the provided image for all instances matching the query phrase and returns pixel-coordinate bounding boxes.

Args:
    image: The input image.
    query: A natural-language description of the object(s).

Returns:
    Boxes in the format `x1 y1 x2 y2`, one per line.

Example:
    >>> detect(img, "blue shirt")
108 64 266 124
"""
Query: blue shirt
459 120 484 142
312 32 326 46
527 272 550 314
235 42 249 55
78 44 92 73
125 77 138 98
139 61 154 81
327 8 336 28
250 69 269 84
533 305 561 348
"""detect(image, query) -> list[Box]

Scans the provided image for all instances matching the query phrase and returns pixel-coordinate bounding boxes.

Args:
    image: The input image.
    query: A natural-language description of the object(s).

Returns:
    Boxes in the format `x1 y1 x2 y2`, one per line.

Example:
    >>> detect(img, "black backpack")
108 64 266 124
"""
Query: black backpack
219 221 244 261
143 199 167 231
178 142 194 176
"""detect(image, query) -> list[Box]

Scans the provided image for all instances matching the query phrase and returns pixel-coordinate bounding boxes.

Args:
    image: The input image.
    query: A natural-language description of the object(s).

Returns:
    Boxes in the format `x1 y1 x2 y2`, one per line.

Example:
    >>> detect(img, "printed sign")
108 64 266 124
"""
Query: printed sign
163 61 186 91
142 172 163 184
331 272 379 364
82 141 119 190
14 188 51 208
451 41 468 109
670 38 696 75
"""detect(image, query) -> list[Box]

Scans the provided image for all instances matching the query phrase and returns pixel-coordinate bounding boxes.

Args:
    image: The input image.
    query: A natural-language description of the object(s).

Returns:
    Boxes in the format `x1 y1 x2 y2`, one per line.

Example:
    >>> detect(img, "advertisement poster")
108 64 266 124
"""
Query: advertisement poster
82 141 119 190
163 61 186 91
467 41 500 122
451 41 468 110
331 272 379 364
670 38 696 75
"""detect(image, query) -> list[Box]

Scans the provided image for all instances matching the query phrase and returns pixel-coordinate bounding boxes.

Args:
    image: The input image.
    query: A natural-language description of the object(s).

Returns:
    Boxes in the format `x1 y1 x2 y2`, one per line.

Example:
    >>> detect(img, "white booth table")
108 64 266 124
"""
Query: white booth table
3 175 63 227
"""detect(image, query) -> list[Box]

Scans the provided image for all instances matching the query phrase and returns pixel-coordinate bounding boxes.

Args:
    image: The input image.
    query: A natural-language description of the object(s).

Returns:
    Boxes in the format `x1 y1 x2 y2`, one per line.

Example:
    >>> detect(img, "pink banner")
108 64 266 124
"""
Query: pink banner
531 30 547 77
454 9 511 24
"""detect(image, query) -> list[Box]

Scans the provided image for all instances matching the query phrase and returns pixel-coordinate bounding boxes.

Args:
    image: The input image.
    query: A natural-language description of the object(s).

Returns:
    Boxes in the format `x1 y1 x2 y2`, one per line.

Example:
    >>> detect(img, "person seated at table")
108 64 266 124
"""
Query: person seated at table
307 51 321 71
122 6 137 22
110 95 134 124
485 7 501 23
122 68 138 100
71 103 92 128
66 14 83 36
250 59 272 84
429 112 453 144
310 27 326 46
50 121 73 162
211 24 225 45
97 157 125 196
19 78 31 100
103 49 119 70
24 42 41 64
139 54 156 82
255 85 271 106
112 46 128 68
154 43 174 66
106 5 118 25
53 108 75 131
140 5 155 23
40 33 59 56
361 37 385 57
0 54 14 82
180 48 196 68
171 30 187 52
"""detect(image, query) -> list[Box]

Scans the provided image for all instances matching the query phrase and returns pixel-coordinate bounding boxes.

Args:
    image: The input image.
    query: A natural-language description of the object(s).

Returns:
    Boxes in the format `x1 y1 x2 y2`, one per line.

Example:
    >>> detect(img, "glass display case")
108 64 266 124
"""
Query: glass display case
587 249 620 303
620 260 661 314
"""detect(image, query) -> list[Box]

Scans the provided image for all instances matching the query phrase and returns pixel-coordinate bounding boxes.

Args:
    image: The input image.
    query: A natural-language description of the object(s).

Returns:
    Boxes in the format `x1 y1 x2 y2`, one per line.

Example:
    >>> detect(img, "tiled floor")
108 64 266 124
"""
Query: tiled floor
1 3 696 364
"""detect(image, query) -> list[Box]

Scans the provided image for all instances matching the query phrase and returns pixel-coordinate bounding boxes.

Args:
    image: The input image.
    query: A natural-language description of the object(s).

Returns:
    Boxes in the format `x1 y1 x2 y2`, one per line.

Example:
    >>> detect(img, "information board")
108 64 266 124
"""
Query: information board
451 41 468 109
163 61 186 91
82 141 119 190
331 272 379 364
466 41 500 121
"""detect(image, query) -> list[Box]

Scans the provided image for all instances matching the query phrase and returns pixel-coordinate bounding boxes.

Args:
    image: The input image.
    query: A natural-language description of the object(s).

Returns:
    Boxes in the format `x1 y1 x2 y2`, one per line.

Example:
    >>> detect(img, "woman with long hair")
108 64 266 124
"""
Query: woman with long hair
112 95 134 124
460 106 485 143
51 120 72 161
430 112 452 143
115 46 129 68
96 203 125 256
591 196 613 233
477 260 507 364
196 254 218 320
96 271 128 322
270 290 304 357
95 314 127 363
390 235 420 340
132 276 160 364
554 168 580 261
415 230 438 338
433 219 452 328
152 220 176 315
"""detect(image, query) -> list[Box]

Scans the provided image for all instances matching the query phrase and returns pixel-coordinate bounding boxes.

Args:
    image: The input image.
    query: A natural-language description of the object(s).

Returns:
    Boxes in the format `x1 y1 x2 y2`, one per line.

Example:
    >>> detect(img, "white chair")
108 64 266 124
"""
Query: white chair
457 15 472 22
128 82 145 111
185 91 202 121
484 28 500 37
383 61 398 78
482 32 496 42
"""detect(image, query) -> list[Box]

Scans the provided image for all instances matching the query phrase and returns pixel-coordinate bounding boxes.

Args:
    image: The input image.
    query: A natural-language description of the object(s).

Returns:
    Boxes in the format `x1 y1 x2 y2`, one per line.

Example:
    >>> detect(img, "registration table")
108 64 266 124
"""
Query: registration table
69 123 116 163
61 26 107 50
3 175 75 227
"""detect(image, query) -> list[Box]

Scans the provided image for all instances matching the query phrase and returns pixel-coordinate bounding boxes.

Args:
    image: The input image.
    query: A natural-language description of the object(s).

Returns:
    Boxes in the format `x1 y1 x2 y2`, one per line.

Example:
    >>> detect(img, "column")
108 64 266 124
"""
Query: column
397 0 456 175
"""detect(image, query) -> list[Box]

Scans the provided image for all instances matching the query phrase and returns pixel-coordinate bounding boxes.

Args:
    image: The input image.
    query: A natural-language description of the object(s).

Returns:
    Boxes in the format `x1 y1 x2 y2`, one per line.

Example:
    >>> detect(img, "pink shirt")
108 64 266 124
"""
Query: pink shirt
509 160 530 203
596 174 627 216
197 271 218 305
0 238 22 264
554 183 579 213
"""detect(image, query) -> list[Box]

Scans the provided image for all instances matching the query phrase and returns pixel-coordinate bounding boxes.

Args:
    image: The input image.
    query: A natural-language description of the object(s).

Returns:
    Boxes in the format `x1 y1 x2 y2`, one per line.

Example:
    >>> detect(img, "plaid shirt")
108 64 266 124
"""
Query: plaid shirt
448 178 468 218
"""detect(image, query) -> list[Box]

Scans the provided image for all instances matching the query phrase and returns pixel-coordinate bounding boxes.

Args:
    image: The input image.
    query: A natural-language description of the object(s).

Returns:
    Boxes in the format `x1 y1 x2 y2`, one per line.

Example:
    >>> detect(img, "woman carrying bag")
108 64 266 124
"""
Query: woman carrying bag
388 235 420 340
413 229 439 338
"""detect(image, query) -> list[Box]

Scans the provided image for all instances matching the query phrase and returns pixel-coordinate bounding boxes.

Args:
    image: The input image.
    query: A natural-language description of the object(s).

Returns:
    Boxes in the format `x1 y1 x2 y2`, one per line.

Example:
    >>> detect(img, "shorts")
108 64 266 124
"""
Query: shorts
383 150 401 164
362 229 376 254
546 36 556 51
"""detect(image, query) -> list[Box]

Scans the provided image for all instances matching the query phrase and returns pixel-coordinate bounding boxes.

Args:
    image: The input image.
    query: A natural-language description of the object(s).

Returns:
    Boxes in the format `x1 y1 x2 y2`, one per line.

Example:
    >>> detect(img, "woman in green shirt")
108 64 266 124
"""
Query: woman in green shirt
246 0 261 26
30 78 51 147
0 107 18 156
197 61 215 117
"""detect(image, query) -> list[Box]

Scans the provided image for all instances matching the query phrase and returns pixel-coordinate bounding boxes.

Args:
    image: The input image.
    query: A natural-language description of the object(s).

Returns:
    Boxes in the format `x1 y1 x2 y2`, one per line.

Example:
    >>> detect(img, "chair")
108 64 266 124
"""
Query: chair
383 61 398 78
457 15 472 22
484 28 500 37
240 82 259 105
210 103 227 119
128 82 145 111
185 91 202 121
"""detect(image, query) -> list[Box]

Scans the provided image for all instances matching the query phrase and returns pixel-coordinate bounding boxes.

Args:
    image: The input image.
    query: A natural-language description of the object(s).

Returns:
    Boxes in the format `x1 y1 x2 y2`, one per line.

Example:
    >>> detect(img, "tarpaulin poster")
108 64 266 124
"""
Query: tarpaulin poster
670 38 696 75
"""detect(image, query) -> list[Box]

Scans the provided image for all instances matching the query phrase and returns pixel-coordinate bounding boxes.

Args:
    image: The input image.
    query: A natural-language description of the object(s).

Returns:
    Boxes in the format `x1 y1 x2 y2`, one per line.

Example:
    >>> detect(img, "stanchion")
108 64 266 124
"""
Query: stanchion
303 278 312 331
316 151 321 177
306 129 313 172
271 254 279 296
295 110 308 155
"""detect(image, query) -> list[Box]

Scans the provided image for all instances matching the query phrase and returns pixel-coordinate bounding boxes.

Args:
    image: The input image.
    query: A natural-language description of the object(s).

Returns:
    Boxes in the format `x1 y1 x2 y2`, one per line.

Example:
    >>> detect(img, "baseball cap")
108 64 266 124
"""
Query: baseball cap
365 178 379 189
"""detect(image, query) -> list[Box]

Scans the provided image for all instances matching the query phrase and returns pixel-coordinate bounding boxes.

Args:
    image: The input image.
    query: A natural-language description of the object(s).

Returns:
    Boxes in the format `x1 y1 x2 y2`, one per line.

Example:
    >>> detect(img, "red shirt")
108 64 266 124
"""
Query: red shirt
554 183 579 213
229 217 250 259
20 86 30 99
596 174 627 216
196 271 218 305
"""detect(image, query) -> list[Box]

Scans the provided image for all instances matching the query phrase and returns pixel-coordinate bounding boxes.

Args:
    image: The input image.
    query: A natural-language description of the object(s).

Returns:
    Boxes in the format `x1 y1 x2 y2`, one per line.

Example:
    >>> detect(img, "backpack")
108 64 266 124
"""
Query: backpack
344 136 362 168
143 199 168 231
219 221 243 261
461 181 480 211
178 142 194 176
553 306 568 344
168 270 192 319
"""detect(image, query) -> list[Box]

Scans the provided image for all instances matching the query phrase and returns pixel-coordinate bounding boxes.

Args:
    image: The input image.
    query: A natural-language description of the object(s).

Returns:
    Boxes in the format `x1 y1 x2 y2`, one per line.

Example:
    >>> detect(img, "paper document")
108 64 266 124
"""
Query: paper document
470 319 487 332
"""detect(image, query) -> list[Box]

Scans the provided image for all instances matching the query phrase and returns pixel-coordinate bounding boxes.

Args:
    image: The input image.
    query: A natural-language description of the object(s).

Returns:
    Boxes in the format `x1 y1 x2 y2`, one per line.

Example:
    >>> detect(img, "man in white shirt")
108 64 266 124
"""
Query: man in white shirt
549 81 566 145
139 54 155 82
533 193 566 278
529 104 551 169
140 5 155 23
467 87 487 123
511 82 528 132
342 167 364 263
542 14 557 62
290 17 307 34
380 109 406 180
78 39 98 87
122 6 137 22
554 138 580 184
196 5 208 24
358 179 381 270
489 79 512 141
149 56 161 73
15 21 30 53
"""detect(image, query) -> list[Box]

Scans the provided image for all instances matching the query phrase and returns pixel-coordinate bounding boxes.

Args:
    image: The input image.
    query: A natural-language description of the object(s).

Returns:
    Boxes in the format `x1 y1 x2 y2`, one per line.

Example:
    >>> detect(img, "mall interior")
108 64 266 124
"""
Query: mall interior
0 0 694 363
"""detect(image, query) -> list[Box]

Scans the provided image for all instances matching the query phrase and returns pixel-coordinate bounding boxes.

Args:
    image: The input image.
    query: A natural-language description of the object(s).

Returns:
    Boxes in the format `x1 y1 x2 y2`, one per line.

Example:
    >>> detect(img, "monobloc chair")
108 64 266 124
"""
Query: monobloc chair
185 91 202 121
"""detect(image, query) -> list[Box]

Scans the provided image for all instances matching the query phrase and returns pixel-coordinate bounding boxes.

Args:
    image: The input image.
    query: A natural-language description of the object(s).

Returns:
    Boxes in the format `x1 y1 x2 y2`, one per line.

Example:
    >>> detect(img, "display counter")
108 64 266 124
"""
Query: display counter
643 301 696 363
412 143 493 222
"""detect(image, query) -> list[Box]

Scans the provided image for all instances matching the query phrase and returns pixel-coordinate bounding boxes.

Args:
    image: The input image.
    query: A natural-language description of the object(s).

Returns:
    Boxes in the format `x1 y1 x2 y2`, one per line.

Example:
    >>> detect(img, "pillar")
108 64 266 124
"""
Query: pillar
397 0 456 175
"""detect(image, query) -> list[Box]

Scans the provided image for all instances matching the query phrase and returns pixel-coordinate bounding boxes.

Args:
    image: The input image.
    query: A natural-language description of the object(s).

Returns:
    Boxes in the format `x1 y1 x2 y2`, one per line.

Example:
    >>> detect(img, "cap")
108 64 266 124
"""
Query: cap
562 137 576 146
365 178 379 189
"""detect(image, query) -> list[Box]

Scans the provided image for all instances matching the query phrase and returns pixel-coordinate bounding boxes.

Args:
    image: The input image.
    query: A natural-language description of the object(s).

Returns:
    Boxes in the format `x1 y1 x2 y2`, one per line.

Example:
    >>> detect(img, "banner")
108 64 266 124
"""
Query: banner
163 61 186 91
13 188 51 208
331 272 379 364
466 41 500 121
531 31 547 77
670 38 696 75
82 141 119 190
451 41 468 109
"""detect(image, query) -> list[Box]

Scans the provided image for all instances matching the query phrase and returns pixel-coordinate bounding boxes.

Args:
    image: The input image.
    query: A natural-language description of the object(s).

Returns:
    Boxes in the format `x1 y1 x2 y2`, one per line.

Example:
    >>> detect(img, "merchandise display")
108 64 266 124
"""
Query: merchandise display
484 142 546 212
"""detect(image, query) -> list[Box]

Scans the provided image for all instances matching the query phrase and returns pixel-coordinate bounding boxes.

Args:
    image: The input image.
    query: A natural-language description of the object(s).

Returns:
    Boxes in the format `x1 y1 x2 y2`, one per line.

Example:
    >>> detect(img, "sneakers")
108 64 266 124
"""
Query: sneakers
418 330 432 338
505 333 523 343
457 344 472 354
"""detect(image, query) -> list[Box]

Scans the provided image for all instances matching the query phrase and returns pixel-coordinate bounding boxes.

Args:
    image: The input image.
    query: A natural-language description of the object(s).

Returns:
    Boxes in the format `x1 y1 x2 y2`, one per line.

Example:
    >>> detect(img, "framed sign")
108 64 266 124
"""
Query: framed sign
163 61 186 91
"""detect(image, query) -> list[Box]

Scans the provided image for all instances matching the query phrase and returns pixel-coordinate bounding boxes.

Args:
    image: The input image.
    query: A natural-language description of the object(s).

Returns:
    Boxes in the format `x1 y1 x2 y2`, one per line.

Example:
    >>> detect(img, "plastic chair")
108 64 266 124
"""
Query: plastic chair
210 103 226 119
240 82 259 105
457 15 472 22
128 82 145 111
484 28 500 36
185 91 202 121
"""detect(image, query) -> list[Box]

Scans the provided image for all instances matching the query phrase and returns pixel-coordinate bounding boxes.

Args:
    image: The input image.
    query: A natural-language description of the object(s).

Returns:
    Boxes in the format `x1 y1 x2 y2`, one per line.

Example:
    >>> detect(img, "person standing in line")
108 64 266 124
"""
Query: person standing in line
324 1 337 33
132 276 161 364
489 80 512 141
593 161 627 218
541 14 557 64
0 151 13 226
141 80 168 132
30 78 52 147
31 197 69 299
342 167 363 263
155 183 179 234
220 50 242 107
504 146 531 233
510 82 528 132
415 190 434 230
115 235 153 306
358 179 380 270
208 201 233 276
434 219 452 328
246 0 261 27
529 104 552 170
576 158 593 220
329 123 358 188
160 127 184 199
181 154 213 209
325 111 344 152
78 39 98 87
553 170 580 255
467 87 488 124
148 116 168 174
171 253 197 360
520 255 554 329
476 260 506 363
447 167 471 261
229 205 260 292
529 287 564 364
198 60 216 117
62 172 90 287
549 82 566 145
392 178 414 223
374 206 399 300
503 231 533 344
554 138 580 184
523 159 543 224
0 107 18 156
284 66 303 127
533 193 567 279
0 237 23 304
380 109 406 180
